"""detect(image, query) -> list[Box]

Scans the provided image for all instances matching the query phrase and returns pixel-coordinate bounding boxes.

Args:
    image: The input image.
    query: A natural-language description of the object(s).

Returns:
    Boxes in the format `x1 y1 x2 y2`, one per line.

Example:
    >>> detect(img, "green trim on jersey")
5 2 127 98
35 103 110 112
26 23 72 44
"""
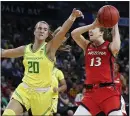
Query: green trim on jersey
29 42 46 53
44 44 54 63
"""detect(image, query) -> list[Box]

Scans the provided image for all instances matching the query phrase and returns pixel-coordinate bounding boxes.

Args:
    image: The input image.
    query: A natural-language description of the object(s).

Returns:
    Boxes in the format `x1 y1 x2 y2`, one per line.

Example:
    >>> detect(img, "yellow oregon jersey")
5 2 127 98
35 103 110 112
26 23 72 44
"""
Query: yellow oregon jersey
22 42 54 88
52 67 64 98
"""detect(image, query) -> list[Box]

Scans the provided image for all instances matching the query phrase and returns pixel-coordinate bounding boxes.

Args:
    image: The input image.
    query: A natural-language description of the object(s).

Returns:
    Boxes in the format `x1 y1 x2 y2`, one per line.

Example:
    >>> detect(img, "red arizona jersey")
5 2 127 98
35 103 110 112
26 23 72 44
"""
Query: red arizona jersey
114 73 122 94
85 41 115 84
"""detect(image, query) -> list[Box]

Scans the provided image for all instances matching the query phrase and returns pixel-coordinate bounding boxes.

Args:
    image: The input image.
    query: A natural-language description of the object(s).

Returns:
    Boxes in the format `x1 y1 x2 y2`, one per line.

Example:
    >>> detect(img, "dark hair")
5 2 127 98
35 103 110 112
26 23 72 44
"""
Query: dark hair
114 61 121 72
100 27 112 42
45 26 61 42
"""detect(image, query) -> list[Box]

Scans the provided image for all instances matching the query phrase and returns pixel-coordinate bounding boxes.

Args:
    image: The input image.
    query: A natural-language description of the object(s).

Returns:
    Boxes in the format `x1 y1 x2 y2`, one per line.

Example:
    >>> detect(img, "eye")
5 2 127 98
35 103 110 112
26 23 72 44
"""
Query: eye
44 28 48 31
38 27 42 30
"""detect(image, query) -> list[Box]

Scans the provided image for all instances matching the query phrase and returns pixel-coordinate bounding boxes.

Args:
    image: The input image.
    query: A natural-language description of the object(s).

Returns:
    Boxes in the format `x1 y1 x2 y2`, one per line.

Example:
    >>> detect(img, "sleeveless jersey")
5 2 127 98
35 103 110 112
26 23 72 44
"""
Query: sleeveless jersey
114 73 122 94
52 67 64 98
85 41 115 84
22 42 54 88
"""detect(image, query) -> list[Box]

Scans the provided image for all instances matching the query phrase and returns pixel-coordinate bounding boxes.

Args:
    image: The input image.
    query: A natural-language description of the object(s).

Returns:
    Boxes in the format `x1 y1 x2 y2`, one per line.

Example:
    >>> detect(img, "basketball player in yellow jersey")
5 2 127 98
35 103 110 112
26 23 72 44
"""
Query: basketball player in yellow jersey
51 66 67 114
1 9 84 116
27 26 70 116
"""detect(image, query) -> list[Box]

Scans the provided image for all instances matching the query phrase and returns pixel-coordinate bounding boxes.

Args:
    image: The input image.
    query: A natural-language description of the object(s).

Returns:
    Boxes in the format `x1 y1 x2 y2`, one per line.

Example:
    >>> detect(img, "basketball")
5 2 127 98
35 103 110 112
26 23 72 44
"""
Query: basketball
97 5 120 28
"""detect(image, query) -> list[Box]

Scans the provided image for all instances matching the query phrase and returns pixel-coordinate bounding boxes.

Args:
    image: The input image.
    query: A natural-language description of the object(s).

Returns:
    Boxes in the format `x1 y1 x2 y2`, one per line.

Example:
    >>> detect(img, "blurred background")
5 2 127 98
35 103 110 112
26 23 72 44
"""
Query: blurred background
1 1 129 116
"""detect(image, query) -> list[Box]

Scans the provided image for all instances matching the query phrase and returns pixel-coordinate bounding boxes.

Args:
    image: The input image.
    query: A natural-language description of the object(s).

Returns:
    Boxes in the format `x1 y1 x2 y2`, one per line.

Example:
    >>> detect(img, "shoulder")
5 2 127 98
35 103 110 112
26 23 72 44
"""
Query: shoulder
55 68 64 78
57 68 63 74
23 44 31 52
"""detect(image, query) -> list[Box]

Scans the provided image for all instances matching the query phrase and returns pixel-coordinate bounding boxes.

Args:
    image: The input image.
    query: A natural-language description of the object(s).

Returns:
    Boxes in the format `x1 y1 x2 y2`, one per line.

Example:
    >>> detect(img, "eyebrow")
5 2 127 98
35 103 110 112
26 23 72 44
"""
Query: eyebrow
38 27 48 29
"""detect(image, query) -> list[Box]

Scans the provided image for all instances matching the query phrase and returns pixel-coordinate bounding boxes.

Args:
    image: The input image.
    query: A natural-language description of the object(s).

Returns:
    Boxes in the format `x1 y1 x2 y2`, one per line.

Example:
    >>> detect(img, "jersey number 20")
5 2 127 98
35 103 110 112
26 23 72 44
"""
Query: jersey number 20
28 61 39 73
90 57 101 66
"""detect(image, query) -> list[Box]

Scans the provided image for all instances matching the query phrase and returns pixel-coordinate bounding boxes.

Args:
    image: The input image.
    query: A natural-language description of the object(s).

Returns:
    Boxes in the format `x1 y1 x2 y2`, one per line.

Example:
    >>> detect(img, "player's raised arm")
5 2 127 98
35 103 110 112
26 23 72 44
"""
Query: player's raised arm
1 46 25 58
109 23 121 56
71 25 93 52
47 8 84 53
71 18 100 52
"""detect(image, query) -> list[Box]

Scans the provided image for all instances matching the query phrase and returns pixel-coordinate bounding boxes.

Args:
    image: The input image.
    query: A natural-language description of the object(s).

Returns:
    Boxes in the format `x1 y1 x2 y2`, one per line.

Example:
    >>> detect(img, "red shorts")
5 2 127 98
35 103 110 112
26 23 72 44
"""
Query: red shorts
81 86 121 115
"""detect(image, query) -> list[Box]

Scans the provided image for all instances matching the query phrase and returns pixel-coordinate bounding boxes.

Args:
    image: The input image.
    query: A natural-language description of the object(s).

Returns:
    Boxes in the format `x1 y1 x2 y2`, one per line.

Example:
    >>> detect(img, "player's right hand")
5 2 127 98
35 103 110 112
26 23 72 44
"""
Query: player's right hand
71 8 84 19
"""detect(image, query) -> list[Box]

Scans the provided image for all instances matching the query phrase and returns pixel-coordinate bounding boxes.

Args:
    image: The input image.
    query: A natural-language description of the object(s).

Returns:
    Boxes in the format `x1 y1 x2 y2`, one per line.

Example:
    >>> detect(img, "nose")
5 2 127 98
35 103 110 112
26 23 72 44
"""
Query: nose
40 29 44 33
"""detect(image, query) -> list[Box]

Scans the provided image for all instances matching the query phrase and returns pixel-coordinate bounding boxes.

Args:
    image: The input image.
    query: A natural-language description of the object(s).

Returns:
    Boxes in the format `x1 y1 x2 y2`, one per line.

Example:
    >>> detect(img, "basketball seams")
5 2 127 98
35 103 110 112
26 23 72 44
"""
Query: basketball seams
107 5 113 27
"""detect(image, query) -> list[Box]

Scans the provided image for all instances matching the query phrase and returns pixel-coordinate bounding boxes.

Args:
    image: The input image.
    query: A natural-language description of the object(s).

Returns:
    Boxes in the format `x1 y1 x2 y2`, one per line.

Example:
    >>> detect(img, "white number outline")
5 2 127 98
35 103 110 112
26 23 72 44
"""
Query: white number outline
90 57 102 66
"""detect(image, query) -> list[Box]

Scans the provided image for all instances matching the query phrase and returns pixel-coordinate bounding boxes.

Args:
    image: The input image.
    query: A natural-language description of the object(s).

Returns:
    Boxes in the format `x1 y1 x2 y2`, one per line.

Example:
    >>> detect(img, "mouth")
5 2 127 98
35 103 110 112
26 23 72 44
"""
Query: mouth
89 31 93 36
89 34 93 37
39 34 44 36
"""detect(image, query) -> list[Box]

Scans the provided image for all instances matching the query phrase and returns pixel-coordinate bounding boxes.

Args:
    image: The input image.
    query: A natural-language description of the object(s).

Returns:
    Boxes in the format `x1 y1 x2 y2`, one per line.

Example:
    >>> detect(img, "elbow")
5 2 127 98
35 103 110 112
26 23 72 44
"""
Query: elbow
113 47 120 53
59 27 69 36
116 42 121 51
71 30 76 36
71 31 77 39
115 44 120 51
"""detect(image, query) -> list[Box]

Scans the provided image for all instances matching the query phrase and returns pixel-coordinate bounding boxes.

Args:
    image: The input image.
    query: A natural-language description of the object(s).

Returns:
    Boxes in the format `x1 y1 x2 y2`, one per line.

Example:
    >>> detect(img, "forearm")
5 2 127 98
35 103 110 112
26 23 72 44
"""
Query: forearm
1 46 25 58
71 24 94 35
2 49 15 58
60 15 76 36
58 85 67 92
111 24 121 50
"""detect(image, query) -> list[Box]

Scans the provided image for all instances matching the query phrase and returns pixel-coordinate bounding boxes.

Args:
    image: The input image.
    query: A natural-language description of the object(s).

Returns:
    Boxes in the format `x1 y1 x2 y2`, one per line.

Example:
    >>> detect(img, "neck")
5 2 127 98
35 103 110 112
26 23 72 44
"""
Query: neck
93 37 105 47
33 39 45 51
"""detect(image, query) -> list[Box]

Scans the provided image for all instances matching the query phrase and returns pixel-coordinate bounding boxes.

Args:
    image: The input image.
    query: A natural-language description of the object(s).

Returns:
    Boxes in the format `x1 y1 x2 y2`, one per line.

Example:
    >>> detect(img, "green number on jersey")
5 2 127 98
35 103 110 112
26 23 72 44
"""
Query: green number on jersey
28 61 39 73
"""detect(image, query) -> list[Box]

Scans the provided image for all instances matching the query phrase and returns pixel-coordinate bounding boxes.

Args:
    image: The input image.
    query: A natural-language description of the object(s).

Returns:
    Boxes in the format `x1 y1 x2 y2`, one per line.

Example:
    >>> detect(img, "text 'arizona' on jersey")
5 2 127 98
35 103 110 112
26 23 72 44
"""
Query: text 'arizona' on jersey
85 41 115 84
22 42 54 88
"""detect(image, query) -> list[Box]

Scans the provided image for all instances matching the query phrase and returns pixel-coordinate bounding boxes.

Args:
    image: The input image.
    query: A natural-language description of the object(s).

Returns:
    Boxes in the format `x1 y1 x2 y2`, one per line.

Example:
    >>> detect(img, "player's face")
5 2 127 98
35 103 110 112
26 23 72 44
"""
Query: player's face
89 28 103 41
114 63 119 72
34 22 49 41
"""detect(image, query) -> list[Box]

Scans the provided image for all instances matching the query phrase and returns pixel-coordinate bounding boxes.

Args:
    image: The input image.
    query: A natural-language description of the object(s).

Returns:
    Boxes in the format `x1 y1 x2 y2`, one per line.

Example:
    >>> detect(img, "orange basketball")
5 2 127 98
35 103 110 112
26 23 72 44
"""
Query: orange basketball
97 5 120 28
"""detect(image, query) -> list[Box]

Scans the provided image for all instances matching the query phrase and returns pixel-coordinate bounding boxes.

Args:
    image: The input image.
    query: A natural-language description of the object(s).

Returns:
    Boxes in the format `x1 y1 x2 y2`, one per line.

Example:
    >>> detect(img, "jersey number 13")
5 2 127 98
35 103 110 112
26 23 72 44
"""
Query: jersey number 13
90 57 102 66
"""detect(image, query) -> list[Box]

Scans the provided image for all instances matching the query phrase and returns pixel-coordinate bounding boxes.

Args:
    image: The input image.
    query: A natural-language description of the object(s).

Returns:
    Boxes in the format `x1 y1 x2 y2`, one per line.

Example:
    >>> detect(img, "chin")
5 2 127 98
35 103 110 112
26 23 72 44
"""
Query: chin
90 37 95 41
39 37 45 41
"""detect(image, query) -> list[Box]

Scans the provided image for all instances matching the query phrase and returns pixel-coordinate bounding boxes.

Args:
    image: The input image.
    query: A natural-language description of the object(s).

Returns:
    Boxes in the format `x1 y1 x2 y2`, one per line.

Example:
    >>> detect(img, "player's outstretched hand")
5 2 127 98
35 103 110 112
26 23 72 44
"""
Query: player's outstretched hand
71 8 84 19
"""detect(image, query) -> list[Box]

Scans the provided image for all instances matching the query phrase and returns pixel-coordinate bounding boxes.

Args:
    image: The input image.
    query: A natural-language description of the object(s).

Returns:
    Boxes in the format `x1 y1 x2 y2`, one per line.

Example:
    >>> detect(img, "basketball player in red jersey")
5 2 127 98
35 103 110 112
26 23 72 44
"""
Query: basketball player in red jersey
71 18 122 115
114 62 127 116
